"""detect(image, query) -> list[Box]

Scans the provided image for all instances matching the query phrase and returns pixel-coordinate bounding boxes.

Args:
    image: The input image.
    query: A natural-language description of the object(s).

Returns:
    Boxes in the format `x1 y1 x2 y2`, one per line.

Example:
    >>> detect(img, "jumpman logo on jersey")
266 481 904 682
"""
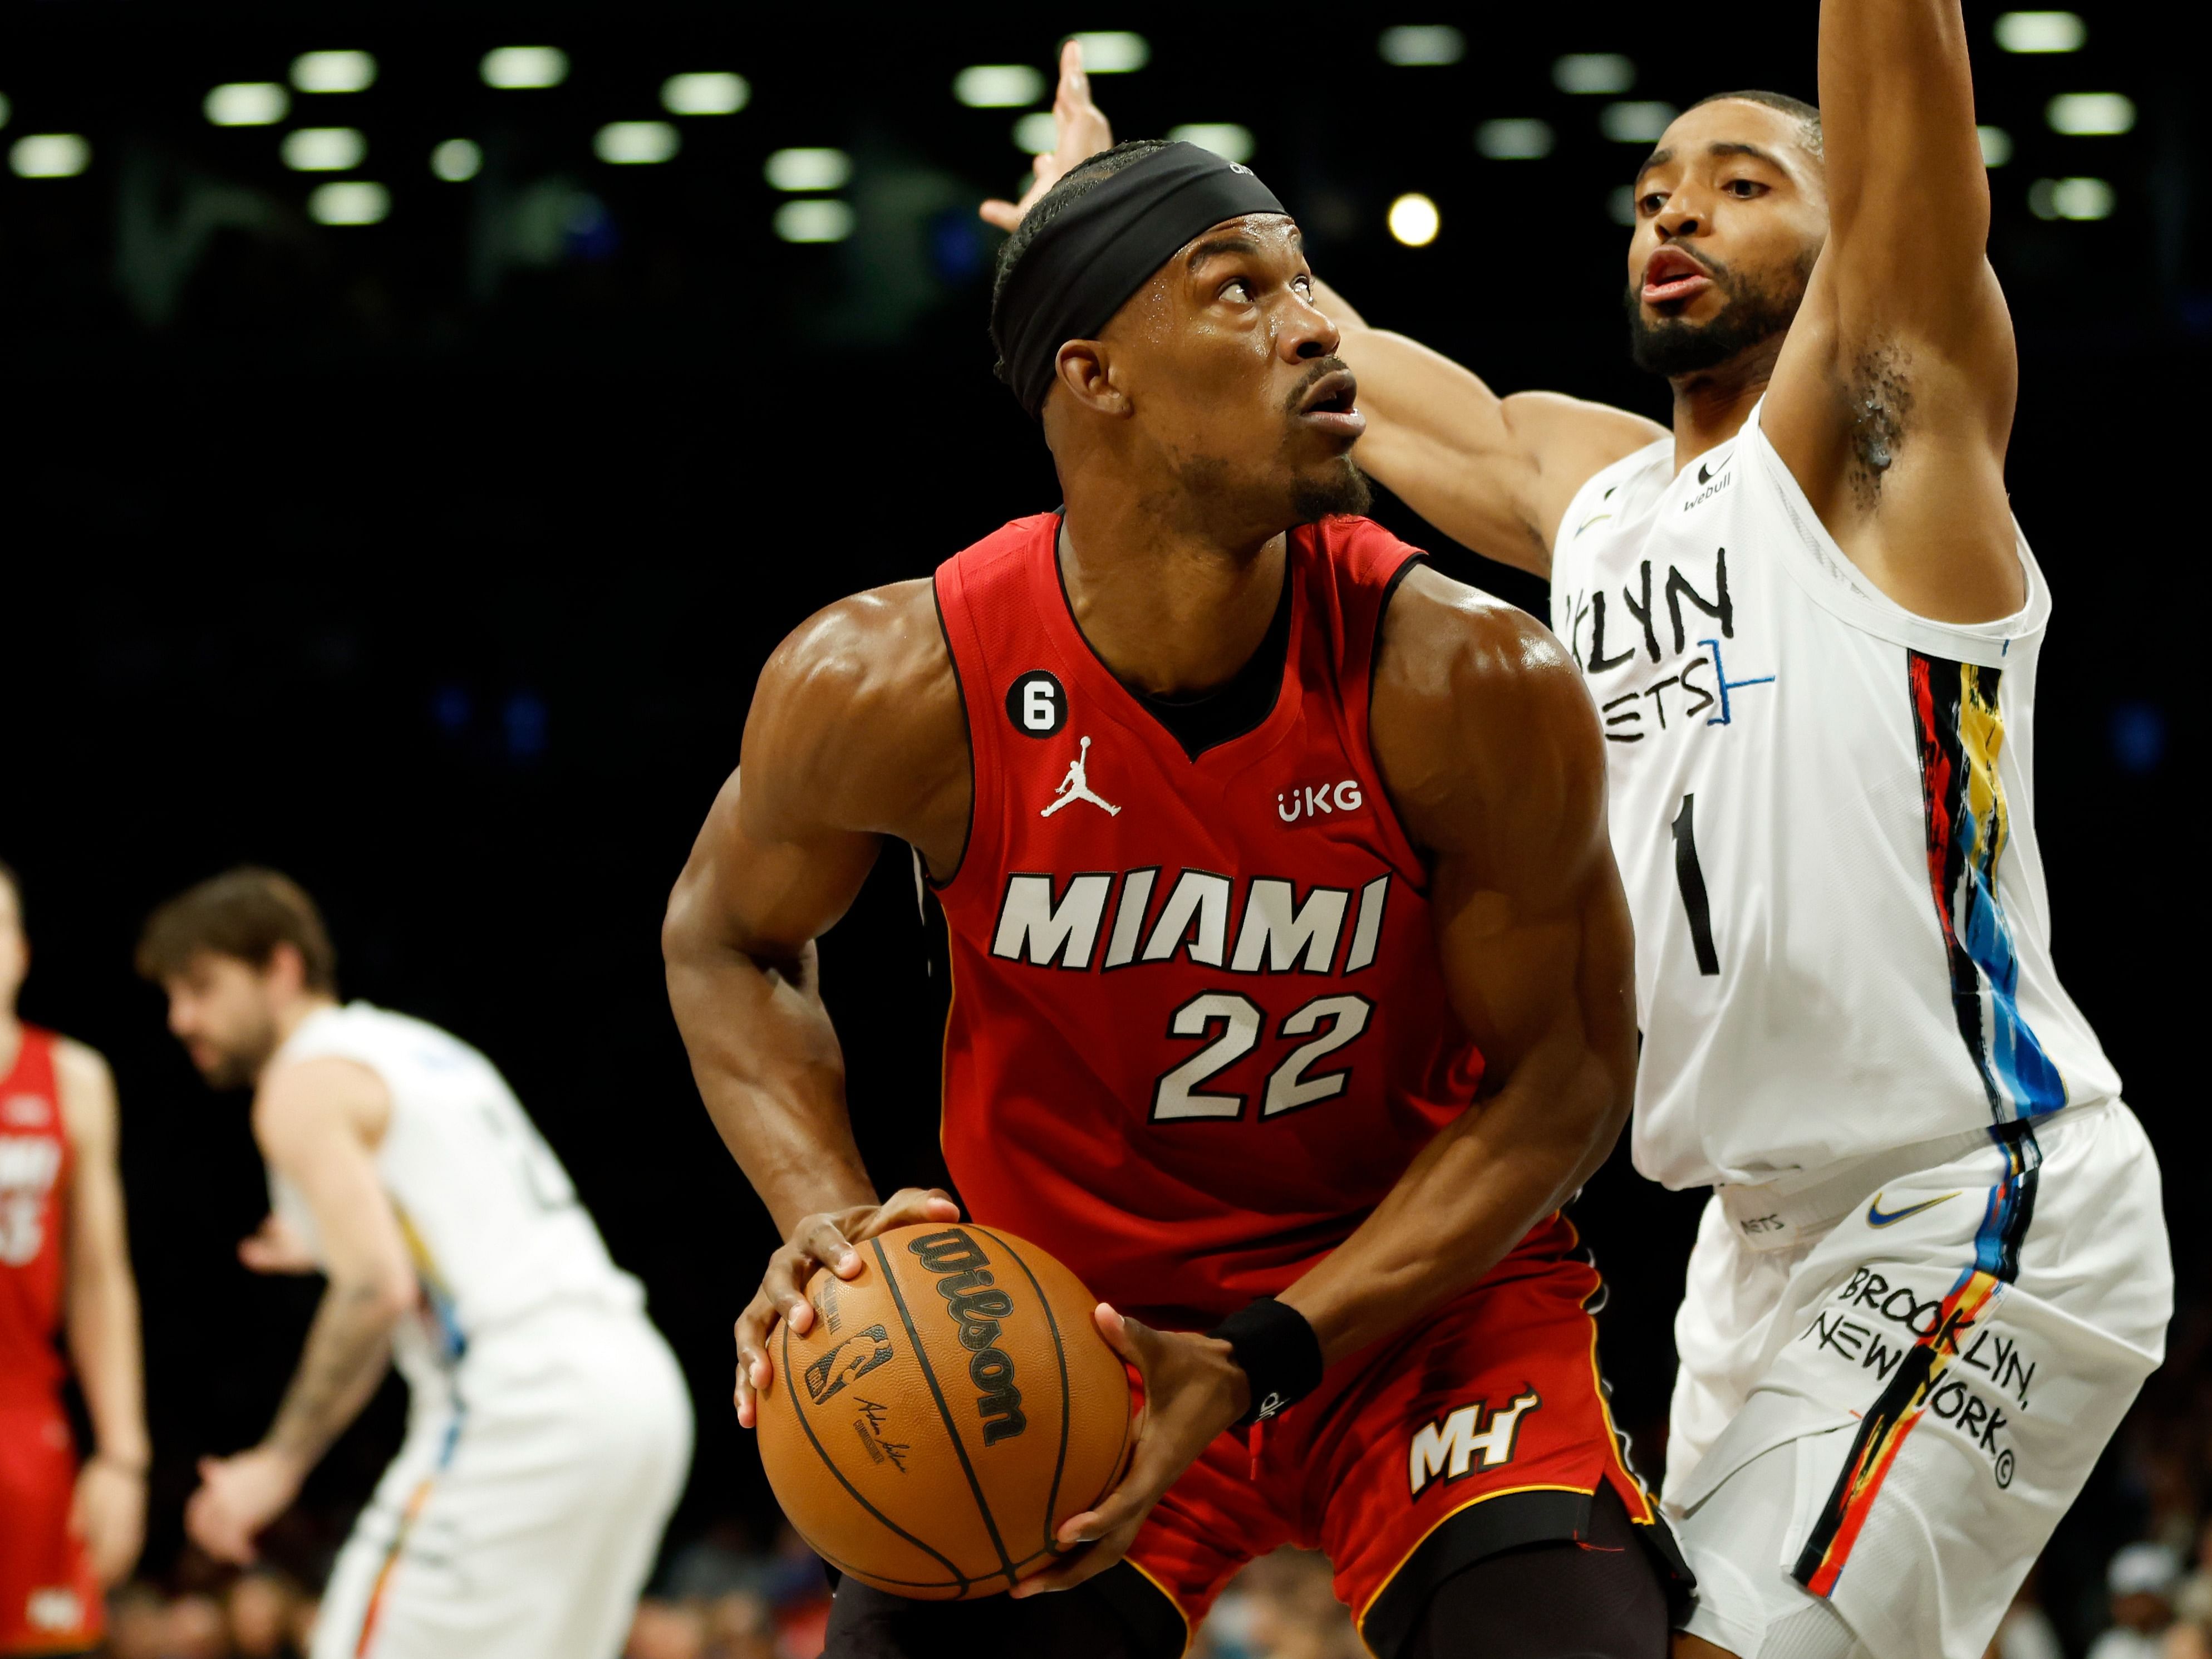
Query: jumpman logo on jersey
1041 735 1121 818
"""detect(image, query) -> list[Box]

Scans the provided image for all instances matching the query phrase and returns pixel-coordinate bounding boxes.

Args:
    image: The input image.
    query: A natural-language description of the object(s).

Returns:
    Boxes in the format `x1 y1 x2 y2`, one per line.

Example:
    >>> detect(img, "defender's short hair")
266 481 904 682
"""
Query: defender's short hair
1688 89 1823 158
990 138 1177 389
136 867 338 993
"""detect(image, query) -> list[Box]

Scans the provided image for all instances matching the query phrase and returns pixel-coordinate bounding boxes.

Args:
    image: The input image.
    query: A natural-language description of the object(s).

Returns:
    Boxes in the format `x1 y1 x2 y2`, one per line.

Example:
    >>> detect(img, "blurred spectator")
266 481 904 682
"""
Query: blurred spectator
705 1588 778 1659
167 1591 231 1659
228 1568 306 1658
1987 1575 2064 1659
1205 1548 1362 1659
2179 1518 2212 1628
666 1518 768 1602
2091 1544 2184 1659
109 1583 170 1659
627 1596 709 1659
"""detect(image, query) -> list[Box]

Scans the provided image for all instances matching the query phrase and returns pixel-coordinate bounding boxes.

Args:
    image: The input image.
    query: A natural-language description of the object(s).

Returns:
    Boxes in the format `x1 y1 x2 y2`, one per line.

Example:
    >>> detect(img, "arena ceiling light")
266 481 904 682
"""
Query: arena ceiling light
1379 26 1466 67
482 47 568 90
9 134 89 178
1601 102 1675 144
291 51 377 94
764 148 851 192
431 139 481 181
1012 112 1057 153
309 180 389 225
1167 123 1254 164
595 122 680 165
1387 193 1440 246
1978 126 2014 167
662 73 749 116
205 82 290 127
283 127 366 171
1070 33 1148 73
1554 54 1635 95
2046 93 2135 136
2027 176 2112 220
775 199 853 243
1476 119 1554 160
955 65 1046 109
1995 12 2086 52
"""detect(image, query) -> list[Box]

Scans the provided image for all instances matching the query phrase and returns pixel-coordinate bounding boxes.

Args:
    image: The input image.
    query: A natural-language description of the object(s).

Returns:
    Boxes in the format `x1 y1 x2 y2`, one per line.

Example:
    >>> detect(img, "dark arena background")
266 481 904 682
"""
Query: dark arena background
0 4 2199 1656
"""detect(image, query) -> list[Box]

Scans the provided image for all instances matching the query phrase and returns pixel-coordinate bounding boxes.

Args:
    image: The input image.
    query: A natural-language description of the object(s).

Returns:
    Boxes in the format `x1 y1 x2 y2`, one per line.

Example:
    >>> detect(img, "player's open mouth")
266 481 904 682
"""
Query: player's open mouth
1295 369 1365 439
1641 247 1713 307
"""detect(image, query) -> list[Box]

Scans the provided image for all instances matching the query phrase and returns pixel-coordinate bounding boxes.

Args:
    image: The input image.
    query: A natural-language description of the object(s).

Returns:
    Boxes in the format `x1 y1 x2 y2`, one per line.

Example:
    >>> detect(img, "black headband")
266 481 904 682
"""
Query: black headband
991 141 1287 419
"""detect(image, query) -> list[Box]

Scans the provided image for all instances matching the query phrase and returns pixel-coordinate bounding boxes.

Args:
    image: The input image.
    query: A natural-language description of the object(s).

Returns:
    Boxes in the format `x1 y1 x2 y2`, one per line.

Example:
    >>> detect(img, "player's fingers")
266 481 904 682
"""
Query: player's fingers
1093 1303 1152 1373
868 1186 961 1233
792 1215 862 1281
979 198 1023 231
1013 1518 1141 1597
763 1249 821 1333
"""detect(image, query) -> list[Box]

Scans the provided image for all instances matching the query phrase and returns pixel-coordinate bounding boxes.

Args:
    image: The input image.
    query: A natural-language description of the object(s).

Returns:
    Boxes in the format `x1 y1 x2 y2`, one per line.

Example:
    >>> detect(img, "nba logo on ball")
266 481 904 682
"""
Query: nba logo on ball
757 1223 1134 1598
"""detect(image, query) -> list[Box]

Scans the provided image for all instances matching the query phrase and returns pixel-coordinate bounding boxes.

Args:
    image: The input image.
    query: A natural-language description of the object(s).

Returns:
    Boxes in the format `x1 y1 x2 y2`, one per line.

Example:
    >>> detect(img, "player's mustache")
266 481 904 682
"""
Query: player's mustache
1284 357 1353 414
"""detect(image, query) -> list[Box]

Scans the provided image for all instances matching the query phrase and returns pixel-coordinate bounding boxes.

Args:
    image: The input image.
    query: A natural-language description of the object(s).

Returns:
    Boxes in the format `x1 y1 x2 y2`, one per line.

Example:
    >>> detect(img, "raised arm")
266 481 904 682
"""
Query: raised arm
56 1038 148 1587
186 1057 415 1565
1762 0 2022 620
661 580 971 1426
1317 281 1665 577
1278 567 1634 1359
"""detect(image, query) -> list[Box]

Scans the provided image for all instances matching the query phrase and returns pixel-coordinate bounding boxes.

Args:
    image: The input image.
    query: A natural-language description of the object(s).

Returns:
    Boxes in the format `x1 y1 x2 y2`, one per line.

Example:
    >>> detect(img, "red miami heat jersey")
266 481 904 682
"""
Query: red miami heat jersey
0 1028 68 1406
932 513 1482 1329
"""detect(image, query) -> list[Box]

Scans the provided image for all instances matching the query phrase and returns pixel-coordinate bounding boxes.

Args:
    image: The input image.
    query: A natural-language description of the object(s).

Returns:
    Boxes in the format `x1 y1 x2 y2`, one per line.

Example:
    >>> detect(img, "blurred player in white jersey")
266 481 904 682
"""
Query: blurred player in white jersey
992 7 2170 1657
137 868 692 1659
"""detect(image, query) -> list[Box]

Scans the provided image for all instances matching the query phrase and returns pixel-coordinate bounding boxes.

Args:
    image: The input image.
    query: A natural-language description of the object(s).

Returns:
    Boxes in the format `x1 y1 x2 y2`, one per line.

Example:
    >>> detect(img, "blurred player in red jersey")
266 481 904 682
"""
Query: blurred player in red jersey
0 860 148 1656
665 126 1690 1657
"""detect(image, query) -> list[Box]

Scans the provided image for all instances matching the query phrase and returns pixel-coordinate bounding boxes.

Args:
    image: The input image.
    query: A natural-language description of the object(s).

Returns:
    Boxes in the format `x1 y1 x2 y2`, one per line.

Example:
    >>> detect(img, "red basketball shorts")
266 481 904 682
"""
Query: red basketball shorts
0 1397 102 1656
1123 1215 1684 1655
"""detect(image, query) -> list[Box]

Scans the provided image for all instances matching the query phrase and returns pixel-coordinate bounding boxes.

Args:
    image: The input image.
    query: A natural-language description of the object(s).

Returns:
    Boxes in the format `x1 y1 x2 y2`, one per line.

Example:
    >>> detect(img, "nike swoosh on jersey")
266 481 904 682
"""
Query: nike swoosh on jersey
1865 1191 1961 1228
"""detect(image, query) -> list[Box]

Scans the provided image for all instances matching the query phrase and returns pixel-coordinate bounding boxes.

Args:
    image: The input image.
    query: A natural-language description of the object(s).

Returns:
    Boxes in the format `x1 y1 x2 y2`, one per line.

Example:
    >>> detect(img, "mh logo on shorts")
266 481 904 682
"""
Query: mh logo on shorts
1408 1391 1541 1498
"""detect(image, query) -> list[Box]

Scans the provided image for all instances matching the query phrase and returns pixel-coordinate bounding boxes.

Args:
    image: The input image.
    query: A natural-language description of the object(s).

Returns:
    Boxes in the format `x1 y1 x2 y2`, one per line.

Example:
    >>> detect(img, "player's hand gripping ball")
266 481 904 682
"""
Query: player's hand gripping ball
756 1223 1134 1599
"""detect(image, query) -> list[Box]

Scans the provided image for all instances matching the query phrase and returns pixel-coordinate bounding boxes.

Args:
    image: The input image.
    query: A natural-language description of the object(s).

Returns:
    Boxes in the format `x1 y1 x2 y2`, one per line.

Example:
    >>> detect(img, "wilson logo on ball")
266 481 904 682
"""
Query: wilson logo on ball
908 1228 1029 1445
804 1326 895 1405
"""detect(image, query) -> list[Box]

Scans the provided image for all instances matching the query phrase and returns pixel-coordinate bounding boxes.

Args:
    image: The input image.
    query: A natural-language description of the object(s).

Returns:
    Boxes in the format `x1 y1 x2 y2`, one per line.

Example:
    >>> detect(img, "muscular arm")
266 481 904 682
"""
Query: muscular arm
252 1058 415 1469
57 1039 149 1586
663 580 972 1420
1762 0 2022 621
1316 279 1664 577
1280 567 1634 1363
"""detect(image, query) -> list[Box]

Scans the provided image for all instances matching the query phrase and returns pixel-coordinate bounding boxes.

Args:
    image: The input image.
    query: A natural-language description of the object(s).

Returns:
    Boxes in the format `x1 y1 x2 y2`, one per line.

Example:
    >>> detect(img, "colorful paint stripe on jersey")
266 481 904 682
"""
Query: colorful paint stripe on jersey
1906 652 2067 1122
1791 1123 2039 1595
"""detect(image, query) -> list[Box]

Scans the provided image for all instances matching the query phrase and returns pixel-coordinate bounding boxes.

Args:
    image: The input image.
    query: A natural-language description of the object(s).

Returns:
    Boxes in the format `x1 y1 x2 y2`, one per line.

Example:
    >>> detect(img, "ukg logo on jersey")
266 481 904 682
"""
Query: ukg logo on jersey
1277 778 1363 823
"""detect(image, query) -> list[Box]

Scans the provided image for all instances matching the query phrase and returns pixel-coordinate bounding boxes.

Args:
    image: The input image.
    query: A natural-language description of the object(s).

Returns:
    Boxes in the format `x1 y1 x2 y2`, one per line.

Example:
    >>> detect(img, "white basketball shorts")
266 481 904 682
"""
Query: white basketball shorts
1664 1101 2169 1659
314 1301 694 1659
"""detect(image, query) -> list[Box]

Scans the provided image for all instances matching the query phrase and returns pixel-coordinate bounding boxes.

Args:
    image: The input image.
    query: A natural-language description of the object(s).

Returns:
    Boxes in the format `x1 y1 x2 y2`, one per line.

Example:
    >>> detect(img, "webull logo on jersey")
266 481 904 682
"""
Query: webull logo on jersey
991 869 1393 974
1407 1391 1542 1497
908 1229 1028 1446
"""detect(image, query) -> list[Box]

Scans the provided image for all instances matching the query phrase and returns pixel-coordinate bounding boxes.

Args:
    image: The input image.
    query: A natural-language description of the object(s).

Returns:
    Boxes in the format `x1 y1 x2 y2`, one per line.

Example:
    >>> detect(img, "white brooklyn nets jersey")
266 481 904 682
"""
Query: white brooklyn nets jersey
1550 403 2121 1191
269 1002 642 1393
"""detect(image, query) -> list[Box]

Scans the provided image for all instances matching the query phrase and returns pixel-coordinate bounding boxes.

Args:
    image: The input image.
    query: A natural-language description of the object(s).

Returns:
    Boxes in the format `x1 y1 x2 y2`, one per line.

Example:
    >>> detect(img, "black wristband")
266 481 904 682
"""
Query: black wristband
1207 1298 1324 1426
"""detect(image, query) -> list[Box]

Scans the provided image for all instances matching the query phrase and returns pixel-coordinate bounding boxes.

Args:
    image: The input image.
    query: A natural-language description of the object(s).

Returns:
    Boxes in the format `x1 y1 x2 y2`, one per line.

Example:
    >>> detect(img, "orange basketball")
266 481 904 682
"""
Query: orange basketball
756 1223 1134 1599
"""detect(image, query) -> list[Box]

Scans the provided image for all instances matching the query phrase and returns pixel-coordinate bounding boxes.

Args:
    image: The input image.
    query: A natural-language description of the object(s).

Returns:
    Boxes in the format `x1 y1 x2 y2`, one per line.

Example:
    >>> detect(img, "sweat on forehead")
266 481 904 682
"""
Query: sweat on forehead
989 140 1287 419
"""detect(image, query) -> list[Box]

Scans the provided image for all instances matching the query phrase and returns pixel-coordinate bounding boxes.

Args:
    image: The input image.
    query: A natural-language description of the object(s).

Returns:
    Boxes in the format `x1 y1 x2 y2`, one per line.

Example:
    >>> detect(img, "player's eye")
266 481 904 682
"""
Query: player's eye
1639 192 1667 215
1291 272 1313 297
1220 277 1254 302
1725 179 1767 199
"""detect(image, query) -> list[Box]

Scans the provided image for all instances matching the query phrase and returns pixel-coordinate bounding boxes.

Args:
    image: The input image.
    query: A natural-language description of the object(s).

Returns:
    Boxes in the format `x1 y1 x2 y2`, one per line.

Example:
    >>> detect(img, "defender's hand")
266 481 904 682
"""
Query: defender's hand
185 1446 306 1567
1011 1305 1248 1597
979 39 1114 232
238 1214 319 1275
70 1458 146 1586
733 1186 962 1428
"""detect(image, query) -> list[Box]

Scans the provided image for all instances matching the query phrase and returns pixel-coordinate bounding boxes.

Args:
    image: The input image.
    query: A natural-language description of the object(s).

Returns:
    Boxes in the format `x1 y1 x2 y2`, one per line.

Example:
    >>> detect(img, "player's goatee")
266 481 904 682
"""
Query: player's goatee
1623 249 1813 378
1292 459 1372 524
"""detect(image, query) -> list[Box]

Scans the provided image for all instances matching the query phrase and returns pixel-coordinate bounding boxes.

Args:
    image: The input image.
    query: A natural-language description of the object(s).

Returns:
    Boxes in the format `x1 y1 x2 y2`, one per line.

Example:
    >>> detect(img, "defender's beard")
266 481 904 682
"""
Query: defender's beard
1625 250 1813 379
1290 457 1373 524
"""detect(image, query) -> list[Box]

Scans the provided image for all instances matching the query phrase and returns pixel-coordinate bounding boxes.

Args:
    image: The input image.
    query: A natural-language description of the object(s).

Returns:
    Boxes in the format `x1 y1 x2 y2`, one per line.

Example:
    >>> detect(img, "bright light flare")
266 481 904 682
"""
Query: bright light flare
1071 33 1148 73
309 180 389 224
431 139 481 182
1995 12 2086 52
1978 126 2013 167
1379 26 1465 67
282 127 366 171
775 199 853 243
291 51 377 93
1601 101 1676 144
2028 176 2113 220
1554 53 1635 94
662 73 749 116
205 83 290 126
595 122 680 165
1012 112 1058 154
1387 193 1440 246
764 148 851 192
2046 93 2135 136
1476 119 1554 160
10 134 89 178
1167 123 1254 164
483 47 569 90
955 65 1046 108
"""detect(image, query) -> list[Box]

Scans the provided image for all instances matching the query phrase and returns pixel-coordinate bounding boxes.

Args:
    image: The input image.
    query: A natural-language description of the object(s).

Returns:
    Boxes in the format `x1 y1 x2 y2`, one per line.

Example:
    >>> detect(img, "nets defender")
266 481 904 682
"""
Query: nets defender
666 140 1689 1657
140 869 692 1659
1011 3 2169 1656
0 861 147 1658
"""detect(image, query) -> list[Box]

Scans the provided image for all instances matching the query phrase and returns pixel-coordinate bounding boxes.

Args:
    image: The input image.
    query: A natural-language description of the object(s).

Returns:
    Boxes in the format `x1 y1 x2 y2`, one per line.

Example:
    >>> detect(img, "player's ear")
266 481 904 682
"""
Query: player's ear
1054 340 1129 419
